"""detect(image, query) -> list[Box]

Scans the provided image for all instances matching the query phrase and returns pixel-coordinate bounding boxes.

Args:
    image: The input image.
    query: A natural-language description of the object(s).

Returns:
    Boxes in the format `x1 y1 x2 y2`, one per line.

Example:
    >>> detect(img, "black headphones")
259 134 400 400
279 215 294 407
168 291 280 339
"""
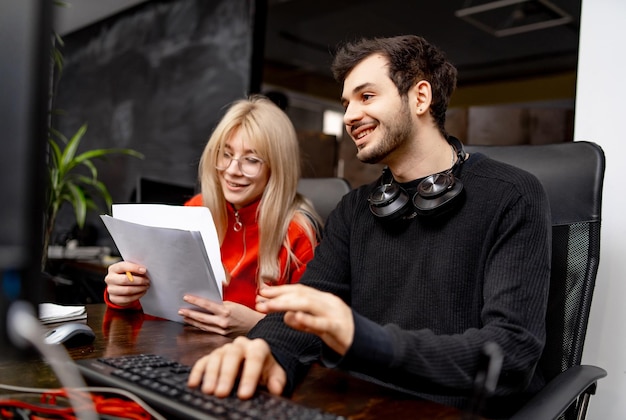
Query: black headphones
368 136 467 220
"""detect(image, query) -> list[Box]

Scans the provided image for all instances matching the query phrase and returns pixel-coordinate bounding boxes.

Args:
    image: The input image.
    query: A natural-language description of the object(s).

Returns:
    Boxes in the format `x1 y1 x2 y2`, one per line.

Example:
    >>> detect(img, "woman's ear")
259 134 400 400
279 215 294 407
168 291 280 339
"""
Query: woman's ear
413 80 432 116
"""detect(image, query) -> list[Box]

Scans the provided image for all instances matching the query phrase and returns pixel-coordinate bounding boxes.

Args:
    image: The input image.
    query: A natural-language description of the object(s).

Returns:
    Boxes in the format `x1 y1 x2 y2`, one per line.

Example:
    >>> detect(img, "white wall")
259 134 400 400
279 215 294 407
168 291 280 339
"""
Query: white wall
575 0 626 418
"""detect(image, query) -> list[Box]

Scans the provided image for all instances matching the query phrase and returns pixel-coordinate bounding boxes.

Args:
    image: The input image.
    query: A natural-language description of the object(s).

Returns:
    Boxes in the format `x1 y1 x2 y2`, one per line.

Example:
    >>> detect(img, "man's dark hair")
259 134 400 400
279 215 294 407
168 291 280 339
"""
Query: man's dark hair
331 35 457 136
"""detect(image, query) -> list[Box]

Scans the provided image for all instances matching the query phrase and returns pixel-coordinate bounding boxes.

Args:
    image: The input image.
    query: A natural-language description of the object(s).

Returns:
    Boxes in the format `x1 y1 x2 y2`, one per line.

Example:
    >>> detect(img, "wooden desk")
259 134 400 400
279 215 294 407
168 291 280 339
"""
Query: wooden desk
0 304 468 419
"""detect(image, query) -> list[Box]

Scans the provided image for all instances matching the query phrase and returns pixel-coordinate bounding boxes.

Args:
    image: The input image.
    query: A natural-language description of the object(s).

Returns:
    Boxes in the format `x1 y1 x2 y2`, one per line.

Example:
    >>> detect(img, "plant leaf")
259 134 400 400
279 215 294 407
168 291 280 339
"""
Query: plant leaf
75 148 145 163
48 139 62 168
80 158 98 179
60 123 88 171
88 178 114 212
65 182 87 228
49 126 69 144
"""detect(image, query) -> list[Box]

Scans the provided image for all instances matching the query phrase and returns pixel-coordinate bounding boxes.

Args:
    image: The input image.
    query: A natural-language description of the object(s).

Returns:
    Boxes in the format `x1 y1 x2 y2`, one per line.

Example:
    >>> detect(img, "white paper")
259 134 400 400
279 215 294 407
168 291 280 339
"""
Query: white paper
39 303 87 324
101 204 225 323
112 204 225 288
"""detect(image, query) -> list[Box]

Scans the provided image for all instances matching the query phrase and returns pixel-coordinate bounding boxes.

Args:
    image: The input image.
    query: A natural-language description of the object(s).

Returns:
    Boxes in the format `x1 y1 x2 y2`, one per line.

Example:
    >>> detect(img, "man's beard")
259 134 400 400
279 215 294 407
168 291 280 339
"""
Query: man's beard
357 99 414 164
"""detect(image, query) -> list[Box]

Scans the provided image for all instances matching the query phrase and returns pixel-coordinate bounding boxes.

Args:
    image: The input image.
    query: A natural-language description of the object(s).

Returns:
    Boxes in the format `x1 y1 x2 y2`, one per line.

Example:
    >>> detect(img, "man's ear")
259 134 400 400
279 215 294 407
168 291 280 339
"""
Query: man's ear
412 80 432 116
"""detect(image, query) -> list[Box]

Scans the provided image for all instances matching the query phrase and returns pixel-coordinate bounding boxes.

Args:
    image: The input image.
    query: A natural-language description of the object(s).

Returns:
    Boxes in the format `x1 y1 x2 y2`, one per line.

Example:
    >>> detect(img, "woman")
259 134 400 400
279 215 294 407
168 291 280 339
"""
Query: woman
104 95 322 336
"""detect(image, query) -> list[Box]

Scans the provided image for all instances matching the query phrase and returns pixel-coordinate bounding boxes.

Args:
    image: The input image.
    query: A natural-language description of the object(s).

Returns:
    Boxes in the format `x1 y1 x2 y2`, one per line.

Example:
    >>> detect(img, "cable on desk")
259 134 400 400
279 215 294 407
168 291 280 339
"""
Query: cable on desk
0 384 166 420
6 301 97 420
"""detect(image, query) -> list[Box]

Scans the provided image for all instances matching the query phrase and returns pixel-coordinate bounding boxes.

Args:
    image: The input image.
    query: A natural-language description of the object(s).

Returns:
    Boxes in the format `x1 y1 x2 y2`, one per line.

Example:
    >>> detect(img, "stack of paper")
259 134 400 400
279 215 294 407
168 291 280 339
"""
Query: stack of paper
101 204 225 323
39 303 87 324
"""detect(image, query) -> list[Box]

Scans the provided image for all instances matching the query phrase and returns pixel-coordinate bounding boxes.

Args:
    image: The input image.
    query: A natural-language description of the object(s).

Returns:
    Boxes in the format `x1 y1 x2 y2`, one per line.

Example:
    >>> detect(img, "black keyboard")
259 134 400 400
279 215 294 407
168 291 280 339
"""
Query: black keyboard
75 354 344 420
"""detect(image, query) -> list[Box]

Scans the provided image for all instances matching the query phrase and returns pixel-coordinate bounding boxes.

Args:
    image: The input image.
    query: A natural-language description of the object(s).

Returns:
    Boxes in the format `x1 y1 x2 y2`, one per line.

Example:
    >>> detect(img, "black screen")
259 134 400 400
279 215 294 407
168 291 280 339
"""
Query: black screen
135 177 197 206
0 0 52 359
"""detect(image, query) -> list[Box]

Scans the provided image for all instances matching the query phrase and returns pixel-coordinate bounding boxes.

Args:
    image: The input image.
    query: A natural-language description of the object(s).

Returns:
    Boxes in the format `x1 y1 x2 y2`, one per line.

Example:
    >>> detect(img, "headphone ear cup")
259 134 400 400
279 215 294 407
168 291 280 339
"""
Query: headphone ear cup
413 173 464 216
369 182 412 220
417 172 455 198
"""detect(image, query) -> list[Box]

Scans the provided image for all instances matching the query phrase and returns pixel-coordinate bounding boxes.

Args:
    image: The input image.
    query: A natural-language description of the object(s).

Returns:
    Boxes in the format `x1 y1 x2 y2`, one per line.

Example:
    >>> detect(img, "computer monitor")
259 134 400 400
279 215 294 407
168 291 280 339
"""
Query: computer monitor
0 0 52 359
135 177 197 206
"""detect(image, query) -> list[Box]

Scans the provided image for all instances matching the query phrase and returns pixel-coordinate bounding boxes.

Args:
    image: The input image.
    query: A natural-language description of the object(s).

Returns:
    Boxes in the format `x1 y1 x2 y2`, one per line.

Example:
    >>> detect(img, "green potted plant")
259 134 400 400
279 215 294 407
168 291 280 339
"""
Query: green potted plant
43 3 143 270
42 124 143 271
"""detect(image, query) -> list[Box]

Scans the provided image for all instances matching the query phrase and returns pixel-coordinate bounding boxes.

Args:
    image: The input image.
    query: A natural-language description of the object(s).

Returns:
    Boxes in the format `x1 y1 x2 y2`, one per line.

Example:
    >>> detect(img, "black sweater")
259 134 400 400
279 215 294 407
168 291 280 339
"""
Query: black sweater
248 152 551 418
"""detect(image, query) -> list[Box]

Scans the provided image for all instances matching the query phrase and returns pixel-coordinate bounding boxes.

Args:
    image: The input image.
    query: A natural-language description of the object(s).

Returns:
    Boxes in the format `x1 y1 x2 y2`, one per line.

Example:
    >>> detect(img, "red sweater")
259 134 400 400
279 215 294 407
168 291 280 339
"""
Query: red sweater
104 194 316 310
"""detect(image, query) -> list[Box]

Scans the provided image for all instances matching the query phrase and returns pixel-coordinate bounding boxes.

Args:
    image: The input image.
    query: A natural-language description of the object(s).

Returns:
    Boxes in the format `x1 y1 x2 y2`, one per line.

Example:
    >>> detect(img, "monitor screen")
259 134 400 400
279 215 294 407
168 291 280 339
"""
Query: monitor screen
135 177 197 206
0 0 51 360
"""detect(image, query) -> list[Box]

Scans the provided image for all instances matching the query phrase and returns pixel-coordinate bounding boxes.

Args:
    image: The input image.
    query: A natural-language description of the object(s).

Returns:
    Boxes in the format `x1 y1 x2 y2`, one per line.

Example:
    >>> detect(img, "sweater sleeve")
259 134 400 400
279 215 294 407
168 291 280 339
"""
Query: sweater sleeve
103 288 142 311
321 311 394 368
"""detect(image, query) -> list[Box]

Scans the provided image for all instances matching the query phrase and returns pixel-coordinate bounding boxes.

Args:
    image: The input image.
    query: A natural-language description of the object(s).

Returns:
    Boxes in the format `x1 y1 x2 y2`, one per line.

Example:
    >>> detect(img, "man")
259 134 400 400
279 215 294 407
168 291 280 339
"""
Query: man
188 35 551 418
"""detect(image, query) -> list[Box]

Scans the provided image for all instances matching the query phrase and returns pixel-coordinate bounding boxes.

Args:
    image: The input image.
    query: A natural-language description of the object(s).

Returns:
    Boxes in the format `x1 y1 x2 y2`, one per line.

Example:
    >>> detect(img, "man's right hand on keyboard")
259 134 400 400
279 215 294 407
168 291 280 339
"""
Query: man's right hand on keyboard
188 336 288 399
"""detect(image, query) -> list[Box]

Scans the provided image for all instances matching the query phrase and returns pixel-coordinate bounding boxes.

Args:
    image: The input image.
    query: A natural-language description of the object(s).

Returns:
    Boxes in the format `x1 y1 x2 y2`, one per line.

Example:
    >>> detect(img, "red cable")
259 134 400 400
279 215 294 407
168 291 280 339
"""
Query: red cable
0 387 155 419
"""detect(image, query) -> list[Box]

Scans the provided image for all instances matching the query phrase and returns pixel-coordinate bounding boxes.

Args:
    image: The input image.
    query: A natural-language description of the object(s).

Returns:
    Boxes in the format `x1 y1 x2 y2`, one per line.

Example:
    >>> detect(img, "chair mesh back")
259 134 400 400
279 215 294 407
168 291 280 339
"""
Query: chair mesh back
467 142 605 420
542 221 601 382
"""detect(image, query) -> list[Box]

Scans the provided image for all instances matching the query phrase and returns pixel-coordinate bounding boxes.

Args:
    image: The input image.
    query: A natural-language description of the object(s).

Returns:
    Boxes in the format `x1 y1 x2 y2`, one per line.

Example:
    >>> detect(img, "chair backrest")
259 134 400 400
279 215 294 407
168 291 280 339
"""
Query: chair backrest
466 141 605 382
297 177 351 222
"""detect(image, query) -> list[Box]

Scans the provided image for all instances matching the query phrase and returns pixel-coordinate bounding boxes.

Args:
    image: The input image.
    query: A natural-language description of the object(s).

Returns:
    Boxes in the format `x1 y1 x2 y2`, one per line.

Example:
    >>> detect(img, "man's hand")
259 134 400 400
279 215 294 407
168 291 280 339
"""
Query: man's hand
256 284 354 355
178 295 265 336
188 336 287 399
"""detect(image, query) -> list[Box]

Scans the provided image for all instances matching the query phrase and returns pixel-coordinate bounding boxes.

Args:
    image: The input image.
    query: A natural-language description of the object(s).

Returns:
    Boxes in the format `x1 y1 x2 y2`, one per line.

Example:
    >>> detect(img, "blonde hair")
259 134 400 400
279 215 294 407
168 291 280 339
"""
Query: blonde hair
198 95 322 285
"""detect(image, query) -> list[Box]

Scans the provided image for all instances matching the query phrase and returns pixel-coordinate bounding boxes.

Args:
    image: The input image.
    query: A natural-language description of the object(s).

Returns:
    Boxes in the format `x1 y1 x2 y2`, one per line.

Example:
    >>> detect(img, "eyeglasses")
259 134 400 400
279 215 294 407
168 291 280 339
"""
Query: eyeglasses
215 151 265 177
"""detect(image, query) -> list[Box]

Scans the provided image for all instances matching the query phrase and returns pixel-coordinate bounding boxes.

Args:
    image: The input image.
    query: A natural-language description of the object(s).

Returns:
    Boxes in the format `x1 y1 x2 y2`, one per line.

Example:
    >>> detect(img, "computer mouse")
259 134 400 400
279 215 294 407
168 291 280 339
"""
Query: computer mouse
44 322 96 347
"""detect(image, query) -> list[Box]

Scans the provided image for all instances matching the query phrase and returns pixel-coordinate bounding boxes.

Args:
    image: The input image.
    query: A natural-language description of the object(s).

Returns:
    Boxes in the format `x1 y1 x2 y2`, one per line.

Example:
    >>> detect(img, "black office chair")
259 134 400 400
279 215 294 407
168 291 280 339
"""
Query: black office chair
297 177 351 222
465 141 607 420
